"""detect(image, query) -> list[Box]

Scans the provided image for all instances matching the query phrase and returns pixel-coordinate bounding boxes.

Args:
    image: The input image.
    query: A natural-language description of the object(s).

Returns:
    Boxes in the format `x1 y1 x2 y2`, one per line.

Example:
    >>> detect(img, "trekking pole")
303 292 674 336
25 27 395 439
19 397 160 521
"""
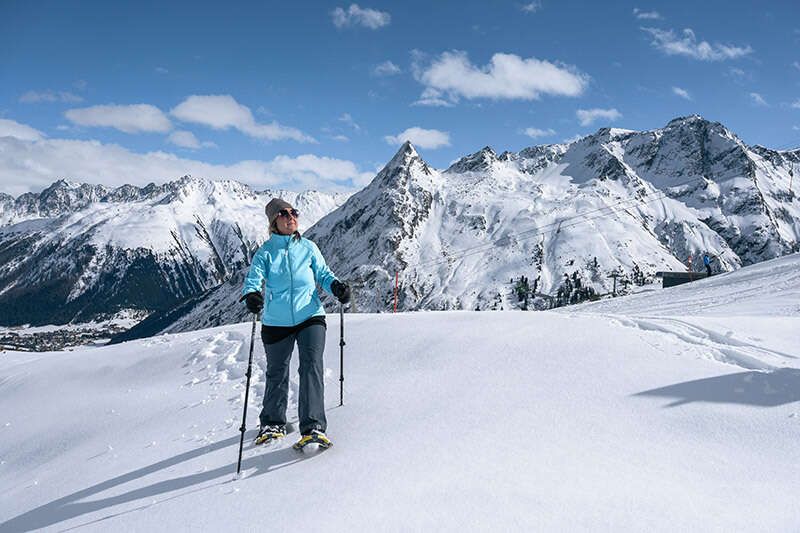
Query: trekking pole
236 312 258 476
339 302 346 407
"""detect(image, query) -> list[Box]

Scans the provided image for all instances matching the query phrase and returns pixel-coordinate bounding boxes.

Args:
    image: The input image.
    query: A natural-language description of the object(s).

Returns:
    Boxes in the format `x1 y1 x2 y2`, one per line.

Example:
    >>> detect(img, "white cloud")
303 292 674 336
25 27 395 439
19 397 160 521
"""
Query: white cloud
338 113 361 131
522 127 556 139
65 104 173 133
384 127 451 149
19 90 84 104
0 118 46 141
749 92 768 106
0 124 370 196
633 8 662 20
155 67 169 74
411 88 455 107
793 125 800 131
641 27 753 61
672 86 692 100
332 134 350 142
267 154 372 188
331 4 390 29
170 95 315 143
373 60 401 76
576 108 622 126
414 50 588 105
520 1 541 13
790 99 800 109
167 130 216 150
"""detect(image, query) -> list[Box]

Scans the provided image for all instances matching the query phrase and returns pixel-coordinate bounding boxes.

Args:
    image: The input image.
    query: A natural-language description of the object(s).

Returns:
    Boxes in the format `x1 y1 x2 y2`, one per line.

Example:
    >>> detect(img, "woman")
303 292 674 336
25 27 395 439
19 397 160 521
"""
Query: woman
241 198 350 448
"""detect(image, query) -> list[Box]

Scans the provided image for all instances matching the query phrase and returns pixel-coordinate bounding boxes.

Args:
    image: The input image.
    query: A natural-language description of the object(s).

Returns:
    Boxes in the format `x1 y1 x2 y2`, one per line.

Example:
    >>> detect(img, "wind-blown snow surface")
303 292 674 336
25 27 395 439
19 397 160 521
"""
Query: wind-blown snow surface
1 255 799 531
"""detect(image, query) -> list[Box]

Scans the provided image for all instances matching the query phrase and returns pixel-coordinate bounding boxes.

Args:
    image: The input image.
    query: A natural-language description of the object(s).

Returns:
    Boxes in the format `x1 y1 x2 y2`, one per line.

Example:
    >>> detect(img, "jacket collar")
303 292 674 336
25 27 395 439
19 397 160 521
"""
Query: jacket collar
269 232 300 245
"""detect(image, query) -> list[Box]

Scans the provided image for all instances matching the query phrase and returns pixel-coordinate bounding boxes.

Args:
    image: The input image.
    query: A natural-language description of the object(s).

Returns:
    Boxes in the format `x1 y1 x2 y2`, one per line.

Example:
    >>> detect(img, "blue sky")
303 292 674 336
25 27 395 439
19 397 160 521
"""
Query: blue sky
1 0 799 196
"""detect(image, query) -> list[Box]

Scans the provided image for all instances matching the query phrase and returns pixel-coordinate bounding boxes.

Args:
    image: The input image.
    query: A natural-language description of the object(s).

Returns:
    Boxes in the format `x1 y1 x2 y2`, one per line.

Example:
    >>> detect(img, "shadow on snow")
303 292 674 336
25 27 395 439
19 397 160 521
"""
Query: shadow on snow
635 368 800 408
0 431 316 532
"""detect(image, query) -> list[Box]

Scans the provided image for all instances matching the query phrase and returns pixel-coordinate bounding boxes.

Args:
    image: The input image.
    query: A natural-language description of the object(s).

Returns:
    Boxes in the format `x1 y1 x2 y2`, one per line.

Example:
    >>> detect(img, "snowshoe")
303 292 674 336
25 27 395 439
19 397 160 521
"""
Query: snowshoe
254 424 286 445
293 429 332 450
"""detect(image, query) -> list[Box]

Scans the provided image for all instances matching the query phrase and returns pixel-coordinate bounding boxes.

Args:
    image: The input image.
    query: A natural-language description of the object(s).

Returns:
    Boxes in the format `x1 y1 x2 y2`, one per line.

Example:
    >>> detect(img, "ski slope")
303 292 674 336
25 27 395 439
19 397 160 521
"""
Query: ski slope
1 254 799 532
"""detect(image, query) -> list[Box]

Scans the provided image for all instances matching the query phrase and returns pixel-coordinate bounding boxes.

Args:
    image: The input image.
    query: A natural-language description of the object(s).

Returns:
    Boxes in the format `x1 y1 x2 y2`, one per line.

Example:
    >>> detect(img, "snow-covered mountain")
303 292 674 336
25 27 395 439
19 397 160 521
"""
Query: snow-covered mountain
0 176 347 327
133 116 800 338
307 115 799 313
3 116 798 339
2 254 799 531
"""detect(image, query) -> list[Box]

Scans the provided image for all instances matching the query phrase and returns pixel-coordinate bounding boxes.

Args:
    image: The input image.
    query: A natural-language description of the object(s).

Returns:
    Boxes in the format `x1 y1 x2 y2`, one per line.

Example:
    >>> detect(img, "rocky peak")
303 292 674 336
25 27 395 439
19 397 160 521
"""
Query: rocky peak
516 144 568 175
661 115 739 144
498 150 517 162
445 146 498 174
591 127 636 144
383 141 429 173
665 114 707 128
159 175 216 202
35 179 109 216
372 142 434 191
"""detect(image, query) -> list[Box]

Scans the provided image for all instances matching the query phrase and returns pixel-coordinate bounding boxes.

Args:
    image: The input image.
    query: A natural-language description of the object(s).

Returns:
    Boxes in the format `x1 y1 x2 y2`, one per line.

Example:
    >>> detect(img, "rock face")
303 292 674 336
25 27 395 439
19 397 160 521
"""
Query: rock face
0 176 347 327
306 116 799 314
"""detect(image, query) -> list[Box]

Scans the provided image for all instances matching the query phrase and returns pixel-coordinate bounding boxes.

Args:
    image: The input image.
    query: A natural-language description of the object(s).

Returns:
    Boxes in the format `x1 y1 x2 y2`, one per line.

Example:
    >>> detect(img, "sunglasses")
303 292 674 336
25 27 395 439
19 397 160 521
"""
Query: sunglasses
278 208 299 219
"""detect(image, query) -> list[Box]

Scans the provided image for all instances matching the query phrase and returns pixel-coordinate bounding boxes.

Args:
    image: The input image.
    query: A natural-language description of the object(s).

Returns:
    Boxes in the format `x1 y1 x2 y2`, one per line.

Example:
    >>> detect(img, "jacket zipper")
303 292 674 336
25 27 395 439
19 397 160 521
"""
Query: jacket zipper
286 239 295 325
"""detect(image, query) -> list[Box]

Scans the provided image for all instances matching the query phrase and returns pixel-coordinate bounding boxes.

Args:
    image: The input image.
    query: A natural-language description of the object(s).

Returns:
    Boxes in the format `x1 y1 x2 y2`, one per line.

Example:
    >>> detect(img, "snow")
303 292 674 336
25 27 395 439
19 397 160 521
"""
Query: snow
1 255 799 531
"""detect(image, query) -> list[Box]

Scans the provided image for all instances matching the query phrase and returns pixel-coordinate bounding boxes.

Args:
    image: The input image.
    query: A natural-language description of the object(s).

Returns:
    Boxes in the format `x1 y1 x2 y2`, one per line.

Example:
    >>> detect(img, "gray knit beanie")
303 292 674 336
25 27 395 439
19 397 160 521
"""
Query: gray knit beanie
265 198 294 233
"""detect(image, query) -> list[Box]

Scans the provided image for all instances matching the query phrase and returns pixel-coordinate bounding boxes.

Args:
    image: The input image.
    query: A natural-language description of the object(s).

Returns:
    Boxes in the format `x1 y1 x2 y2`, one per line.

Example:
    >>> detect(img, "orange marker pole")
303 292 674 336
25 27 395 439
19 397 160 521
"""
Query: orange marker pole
394 271 398 313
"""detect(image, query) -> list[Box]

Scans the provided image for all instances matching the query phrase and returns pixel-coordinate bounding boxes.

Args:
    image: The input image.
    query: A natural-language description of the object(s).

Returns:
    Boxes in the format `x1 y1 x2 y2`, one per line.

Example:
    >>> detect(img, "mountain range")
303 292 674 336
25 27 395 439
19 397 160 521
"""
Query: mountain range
1 115 798 340
308 114 798 312
0 177 347 327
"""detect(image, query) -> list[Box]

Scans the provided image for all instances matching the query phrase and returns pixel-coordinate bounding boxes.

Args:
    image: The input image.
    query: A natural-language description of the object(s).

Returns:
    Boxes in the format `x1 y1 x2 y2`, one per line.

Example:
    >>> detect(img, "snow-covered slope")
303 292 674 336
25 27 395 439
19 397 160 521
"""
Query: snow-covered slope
308 116 799 314
0 177 347 327
578 251 800 318
1 254 799 531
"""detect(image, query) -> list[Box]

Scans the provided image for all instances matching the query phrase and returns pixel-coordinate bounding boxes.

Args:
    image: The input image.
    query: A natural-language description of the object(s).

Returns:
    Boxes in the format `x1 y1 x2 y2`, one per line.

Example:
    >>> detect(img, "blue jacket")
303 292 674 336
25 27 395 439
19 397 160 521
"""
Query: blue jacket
242 233 338 327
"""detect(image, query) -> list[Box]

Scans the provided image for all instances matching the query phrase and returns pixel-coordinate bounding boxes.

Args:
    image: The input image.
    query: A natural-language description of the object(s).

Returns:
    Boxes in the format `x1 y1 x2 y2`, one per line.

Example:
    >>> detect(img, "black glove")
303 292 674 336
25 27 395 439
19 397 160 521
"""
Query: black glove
241 291 264 314
331 280 351 304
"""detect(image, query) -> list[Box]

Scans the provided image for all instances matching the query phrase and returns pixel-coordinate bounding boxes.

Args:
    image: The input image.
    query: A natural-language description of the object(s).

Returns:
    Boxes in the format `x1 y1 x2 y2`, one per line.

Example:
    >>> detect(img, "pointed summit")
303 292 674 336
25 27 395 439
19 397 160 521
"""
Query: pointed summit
386 141 421 169
374 141 433 182
42 178 81 193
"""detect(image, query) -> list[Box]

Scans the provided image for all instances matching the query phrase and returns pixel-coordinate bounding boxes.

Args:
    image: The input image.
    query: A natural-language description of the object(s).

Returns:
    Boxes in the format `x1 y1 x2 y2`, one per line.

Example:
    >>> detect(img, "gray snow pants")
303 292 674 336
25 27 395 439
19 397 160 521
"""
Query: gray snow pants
259 319 327 435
